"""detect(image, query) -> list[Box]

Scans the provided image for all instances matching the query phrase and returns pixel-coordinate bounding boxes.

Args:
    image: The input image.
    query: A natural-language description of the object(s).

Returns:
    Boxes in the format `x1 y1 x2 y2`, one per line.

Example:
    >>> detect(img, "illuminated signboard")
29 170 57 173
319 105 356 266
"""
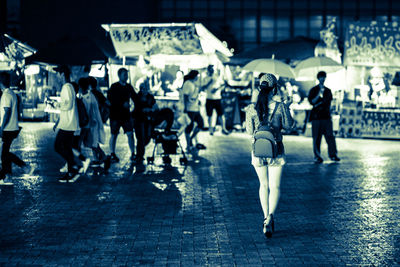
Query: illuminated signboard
109 25 203 57
344 21 400 67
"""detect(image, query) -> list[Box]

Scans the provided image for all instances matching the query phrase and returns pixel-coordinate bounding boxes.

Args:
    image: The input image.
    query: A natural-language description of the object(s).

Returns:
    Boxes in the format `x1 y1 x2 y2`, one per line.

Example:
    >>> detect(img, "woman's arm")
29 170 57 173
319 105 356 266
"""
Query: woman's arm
245 104 256 135
280 102 295 131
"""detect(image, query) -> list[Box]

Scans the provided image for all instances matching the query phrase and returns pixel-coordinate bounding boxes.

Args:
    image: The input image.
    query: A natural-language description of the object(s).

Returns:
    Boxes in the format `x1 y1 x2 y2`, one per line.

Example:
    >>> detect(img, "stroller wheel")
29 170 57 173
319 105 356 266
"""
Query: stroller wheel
180 157 188 165
147 156 154 164
162 156 172 164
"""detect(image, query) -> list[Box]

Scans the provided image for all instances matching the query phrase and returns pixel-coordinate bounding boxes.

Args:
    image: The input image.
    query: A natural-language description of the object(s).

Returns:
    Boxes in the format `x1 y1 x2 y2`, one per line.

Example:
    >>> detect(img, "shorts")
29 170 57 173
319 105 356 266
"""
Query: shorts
185 111 204 134
205 99 224 117
251 141 286 167
110 118 134 135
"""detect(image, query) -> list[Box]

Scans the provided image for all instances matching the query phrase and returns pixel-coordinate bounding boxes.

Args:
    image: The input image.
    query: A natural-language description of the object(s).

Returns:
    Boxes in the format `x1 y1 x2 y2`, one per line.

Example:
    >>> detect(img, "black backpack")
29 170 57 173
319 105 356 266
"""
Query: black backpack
92 89 110 123
76 97 89 127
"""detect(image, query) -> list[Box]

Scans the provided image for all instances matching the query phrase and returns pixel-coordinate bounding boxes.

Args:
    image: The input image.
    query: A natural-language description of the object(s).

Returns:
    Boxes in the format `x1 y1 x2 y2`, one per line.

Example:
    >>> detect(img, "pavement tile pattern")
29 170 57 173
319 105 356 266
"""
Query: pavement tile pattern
0 122 399 266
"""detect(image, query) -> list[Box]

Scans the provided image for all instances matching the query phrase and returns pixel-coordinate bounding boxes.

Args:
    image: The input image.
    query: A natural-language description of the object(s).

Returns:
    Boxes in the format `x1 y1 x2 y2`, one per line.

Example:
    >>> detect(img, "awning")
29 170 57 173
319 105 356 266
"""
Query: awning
101 23 233 59
0 34 36 69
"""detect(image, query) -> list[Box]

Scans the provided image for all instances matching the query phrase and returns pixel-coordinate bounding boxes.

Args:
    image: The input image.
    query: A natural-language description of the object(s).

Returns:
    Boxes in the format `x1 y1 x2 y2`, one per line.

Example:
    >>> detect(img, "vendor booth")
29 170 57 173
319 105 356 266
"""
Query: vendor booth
102 22 232 87
30 34 115 121
342 21 400 139
102 23 235 128
0 33 36 71
0 34 41 119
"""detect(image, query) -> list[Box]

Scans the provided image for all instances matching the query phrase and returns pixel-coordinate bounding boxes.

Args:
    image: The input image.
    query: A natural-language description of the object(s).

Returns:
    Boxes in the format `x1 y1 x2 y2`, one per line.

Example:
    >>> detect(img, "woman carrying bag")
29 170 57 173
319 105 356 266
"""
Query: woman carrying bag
245 73 294 238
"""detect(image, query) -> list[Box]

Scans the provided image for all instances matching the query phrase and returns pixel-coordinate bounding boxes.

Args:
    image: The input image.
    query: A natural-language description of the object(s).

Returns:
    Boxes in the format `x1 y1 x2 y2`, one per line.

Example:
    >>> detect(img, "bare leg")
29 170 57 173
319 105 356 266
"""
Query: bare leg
221 115 228 132
268 165 283 215
254 165 269 219
185 132 192 149
126 131 135 156
191 124 200 142
208 115 213 134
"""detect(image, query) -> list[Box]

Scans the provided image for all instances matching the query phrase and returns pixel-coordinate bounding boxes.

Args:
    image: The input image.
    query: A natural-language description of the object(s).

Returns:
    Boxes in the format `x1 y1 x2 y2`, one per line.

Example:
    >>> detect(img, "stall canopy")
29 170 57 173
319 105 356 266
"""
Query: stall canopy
101 23 233 68
0 33 36 70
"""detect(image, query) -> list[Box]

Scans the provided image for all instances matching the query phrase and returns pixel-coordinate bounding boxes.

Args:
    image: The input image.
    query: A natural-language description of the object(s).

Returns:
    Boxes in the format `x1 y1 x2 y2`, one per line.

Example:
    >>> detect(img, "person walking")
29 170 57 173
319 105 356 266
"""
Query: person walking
87 76 110 124
87 76 111 171
54 73 82 183
307 71 340 163
245 73 294 238
0 72 34 185
182 70 206 151
79 78 106 165
107 68 137 163
204 65 229 135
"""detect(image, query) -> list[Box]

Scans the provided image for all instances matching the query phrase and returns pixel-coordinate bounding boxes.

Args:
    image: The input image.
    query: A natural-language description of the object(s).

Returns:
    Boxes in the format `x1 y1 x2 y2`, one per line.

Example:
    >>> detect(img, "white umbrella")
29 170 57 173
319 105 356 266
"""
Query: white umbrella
243 58 296 78
295 56 343 80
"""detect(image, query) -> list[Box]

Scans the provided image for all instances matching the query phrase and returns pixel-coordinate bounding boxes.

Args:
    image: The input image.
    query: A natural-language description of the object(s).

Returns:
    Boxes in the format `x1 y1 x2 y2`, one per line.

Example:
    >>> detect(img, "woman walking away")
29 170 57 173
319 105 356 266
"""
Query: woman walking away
245 73 294 238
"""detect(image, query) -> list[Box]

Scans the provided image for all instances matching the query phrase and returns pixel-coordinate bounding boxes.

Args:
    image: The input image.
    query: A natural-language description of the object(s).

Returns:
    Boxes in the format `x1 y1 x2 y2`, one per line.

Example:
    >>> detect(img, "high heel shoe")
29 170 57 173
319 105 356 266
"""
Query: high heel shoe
263 215 273 238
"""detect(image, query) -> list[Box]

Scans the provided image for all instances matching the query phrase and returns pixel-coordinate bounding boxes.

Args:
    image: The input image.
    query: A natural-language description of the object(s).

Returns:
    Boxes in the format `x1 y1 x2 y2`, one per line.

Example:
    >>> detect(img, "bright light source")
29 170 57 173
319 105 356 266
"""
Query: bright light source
25 64 40 75
370 66 383 77
137 55 146 69
89 64 105 78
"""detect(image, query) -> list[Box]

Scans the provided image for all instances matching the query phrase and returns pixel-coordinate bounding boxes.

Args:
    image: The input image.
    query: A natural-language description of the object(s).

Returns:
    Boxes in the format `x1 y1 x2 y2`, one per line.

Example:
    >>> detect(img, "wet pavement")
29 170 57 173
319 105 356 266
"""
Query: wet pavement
0 122 399 266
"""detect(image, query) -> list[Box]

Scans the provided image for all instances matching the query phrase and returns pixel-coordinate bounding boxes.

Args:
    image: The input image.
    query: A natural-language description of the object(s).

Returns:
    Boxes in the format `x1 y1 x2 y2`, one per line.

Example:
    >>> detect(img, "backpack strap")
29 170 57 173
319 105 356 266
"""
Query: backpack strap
261 102 279 126
268 102 279 124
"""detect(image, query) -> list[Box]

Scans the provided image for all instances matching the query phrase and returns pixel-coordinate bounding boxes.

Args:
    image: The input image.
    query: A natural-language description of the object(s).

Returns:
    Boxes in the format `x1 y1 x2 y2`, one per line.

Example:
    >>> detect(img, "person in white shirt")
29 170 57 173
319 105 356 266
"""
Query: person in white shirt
0 72 34 185
79 77 106 164
54 69 81 183
204 65 229 135
182 70 206 151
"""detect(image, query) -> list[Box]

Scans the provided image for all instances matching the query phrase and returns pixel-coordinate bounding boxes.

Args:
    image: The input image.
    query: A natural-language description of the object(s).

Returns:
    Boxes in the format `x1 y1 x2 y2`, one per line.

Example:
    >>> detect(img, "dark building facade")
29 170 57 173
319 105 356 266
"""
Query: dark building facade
3 0 400 54
157 0 400 52
1 0 21 37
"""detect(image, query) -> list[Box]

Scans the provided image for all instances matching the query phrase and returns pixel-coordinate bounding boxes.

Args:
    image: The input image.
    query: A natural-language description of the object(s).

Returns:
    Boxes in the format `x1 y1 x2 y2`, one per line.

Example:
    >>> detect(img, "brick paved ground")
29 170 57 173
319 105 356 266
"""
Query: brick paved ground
0 122 399 266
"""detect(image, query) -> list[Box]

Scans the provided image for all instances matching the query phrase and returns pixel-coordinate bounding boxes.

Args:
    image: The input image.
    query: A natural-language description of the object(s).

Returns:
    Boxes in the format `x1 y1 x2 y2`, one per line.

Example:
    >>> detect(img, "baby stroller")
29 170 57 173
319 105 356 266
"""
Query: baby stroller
147 129 188 166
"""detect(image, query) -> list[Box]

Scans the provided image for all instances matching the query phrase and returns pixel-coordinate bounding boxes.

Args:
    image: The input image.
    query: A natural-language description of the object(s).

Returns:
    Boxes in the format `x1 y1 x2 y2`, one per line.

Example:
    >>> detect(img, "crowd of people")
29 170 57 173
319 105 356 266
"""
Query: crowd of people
0 64 232 183
0 67 341 238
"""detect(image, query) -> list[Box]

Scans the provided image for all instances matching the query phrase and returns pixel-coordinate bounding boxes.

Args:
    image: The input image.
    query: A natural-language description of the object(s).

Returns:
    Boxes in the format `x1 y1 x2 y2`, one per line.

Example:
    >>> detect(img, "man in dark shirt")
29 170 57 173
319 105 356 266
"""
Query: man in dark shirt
107 68 137 163
308 71 340 163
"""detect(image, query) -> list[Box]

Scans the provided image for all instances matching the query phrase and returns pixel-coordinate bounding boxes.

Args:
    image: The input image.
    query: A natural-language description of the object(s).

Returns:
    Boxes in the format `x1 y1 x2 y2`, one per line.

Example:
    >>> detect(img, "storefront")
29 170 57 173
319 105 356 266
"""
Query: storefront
0 34 40 119
341 21 400 139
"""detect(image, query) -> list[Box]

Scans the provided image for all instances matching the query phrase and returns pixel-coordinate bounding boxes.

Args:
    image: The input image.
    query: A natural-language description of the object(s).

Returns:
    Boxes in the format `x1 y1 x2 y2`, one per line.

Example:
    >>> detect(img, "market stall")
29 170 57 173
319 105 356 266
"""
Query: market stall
341 20 400 139
0 34 39 119
102 23 232 85
102 22 234 127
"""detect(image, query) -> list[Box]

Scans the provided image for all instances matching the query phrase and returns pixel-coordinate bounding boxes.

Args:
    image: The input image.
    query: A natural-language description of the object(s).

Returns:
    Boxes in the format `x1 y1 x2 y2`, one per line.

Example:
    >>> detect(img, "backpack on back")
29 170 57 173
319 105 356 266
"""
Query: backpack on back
252 103 279 158
76 97 89 128
98 102 110 123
